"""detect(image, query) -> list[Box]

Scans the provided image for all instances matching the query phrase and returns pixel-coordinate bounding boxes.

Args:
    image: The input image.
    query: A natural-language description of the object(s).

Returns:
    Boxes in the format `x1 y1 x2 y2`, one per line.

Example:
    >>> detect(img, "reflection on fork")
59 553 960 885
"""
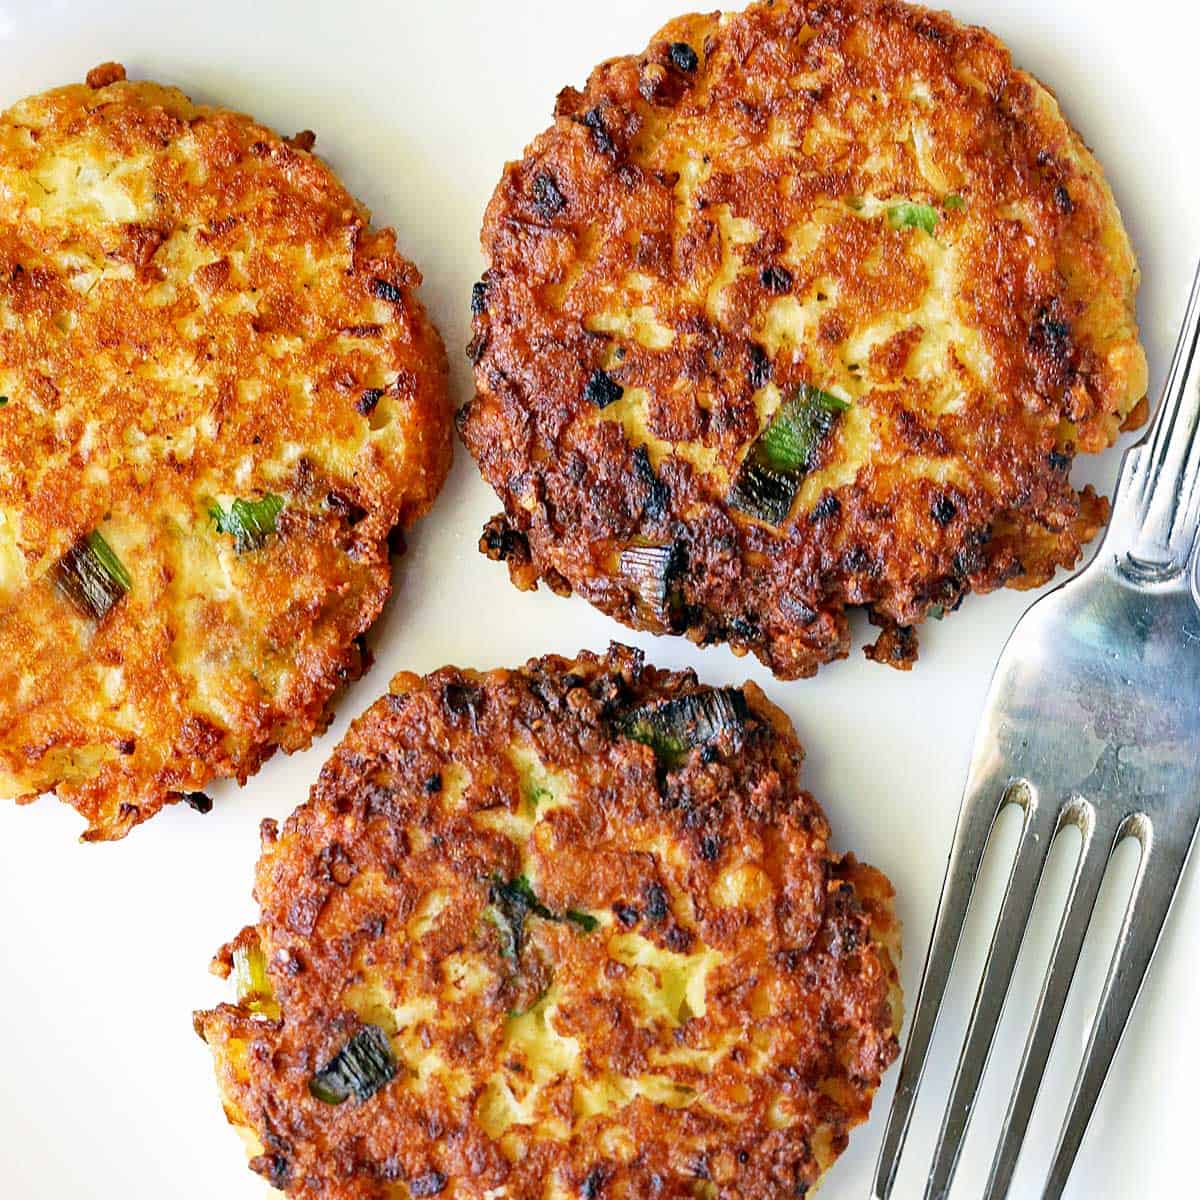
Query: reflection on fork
872 256 1200 1200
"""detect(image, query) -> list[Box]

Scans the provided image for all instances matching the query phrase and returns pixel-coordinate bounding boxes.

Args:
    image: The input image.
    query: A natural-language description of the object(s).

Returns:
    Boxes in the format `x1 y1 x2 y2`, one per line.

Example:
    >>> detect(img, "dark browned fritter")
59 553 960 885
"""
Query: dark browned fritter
196 645 902 1198
0 65 452 838
459 0 1147 678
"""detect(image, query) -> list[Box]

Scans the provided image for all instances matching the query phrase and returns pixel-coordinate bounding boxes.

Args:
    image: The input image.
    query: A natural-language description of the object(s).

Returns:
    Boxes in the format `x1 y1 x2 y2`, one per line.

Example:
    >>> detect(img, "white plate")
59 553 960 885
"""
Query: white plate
0 1 1195 1196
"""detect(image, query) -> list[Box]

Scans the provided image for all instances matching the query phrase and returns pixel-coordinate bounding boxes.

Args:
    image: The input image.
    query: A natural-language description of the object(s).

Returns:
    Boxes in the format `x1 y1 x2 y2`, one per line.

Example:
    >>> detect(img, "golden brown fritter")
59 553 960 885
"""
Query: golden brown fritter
459 0 1147 678
0 65 452 838
195 645 902 1199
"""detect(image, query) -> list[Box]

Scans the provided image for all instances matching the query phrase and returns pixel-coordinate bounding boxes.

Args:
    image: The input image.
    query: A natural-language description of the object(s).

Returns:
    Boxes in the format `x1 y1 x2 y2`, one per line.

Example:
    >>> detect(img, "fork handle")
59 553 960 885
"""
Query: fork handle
1111 257 1200 578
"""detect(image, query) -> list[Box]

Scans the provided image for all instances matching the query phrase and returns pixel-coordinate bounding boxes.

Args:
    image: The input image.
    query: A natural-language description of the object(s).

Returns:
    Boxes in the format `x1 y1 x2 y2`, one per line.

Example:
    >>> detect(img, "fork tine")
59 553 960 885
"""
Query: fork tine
871 769 1012 1200
923 787 1062 1200
981 801 1113 1200
1042 813 1199 1200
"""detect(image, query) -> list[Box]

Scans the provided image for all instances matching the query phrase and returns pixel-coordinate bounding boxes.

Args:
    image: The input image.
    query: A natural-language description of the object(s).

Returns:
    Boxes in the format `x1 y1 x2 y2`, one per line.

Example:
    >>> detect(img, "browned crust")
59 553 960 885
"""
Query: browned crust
196 645 902 1199
459 0 1147 678
0 67 452 838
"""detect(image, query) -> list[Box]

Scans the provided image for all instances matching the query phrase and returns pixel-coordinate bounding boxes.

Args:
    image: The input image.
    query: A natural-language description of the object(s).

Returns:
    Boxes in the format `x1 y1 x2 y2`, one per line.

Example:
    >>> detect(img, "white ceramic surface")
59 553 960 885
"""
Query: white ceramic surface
0 1 1195 1196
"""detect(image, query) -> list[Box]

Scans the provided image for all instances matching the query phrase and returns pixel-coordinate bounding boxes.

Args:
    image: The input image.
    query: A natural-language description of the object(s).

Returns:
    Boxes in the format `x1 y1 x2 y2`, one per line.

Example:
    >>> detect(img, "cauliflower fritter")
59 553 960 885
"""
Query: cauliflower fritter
459 0 1147 677
195 645 902 1199
0 65 452 838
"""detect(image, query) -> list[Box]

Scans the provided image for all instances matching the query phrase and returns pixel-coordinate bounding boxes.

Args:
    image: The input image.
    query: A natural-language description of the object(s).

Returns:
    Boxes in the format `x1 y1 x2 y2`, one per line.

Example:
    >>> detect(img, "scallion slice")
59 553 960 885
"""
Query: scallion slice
728 384 849 525
486 875 597 959
232 939 277 1017
943 194 965 210
619 541 686 628
495 875 554 921
484 906 520 962
488 875 546 961
308 1025 396 1105
887 202 939 234
209 493 285 553
54 530 131 621
487 874 554 961
615 687 749 768
525 783 552 813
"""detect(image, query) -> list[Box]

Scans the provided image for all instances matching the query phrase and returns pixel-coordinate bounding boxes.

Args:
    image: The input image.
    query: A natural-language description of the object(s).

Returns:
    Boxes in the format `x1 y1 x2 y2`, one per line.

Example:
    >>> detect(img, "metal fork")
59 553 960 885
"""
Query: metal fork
873 257 1200 1200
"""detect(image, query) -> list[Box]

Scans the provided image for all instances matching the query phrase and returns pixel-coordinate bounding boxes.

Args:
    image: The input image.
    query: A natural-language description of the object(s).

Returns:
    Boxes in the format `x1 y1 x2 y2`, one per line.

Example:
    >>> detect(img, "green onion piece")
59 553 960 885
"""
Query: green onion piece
728 384 850 525
525 784 551 812
943 194 965 209
756 387 848 472
487 874 554 961
887 202 939 234
928 604 946 621
615 687 749 769
619 541 687 628
54 530 132 621
209 493 285 553
308 1025 396 1105
845 196 865 211
0 396 8 406
507 988 551 1020
232 940 276 1016
496 875 555 920
487 876 599 957
484 906 519 962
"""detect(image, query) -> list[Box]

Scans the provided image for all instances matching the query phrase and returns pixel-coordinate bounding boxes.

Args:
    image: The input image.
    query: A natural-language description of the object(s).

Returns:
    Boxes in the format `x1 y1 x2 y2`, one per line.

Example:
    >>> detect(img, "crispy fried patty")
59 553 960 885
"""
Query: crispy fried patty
0 65 452 838
195 645 902 1199
459 0 1147 678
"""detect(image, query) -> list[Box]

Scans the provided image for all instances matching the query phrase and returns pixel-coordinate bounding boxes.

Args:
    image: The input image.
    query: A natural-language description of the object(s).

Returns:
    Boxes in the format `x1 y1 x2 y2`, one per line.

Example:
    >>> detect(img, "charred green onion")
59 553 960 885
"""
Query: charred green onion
584 369 624 408
209 493 284 553
308 1025 396 1105
728 384 850 525
371 278 403 304
54 530 131 621
619 541 686 628
615 687 749 768
887 202 939 234
487 875 552 961
496 875 554 919
669 41 699 72
486 875 597 959
484 906 520 962
565 909 599 933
